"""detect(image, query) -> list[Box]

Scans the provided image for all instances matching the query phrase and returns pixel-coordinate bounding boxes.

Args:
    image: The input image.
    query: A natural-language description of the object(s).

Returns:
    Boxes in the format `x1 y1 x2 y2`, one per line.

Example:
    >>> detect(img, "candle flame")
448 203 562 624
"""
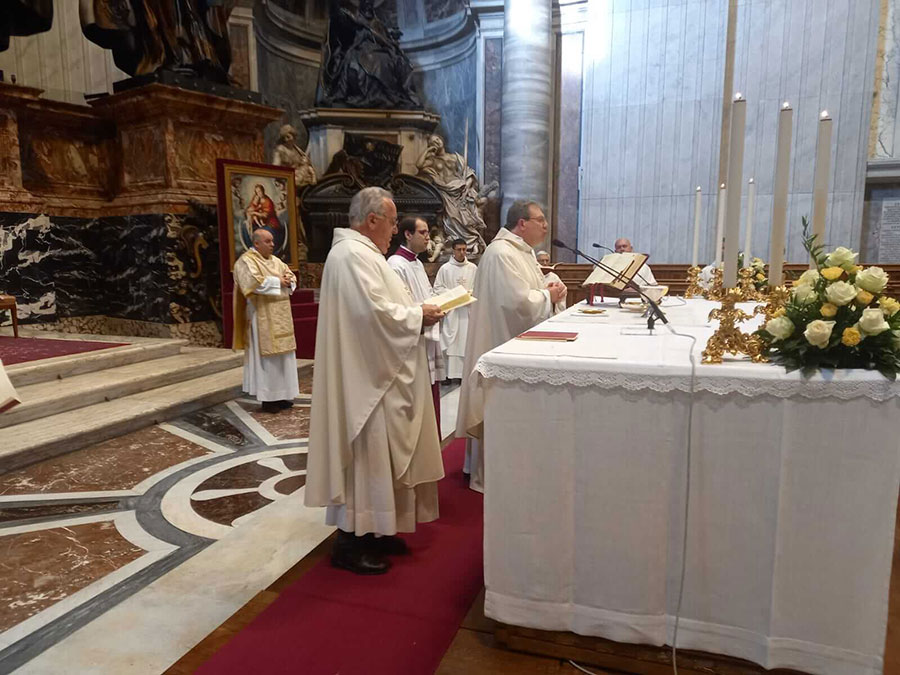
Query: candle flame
820 110 830 119
782 101 791 109
734 92 744 101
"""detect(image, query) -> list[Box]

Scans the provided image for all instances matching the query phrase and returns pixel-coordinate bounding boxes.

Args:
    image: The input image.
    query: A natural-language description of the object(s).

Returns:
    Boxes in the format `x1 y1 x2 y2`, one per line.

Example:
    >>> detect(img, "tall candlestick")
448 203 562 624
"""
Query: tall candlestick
769 102 792 286
692 186 702 266
744 178 755 261
810 110 832 267
723 94 746 287
715 183 726 265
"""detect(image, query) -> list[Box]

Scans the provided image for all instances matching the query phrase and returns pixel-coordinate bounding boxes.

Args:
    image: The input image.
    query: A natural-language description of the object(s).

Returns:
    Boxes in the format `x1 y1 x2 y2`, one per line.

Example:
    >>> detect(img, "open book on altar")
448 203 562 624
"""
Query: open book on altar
429 285 477 313
581 252 648 291
0 361 20 413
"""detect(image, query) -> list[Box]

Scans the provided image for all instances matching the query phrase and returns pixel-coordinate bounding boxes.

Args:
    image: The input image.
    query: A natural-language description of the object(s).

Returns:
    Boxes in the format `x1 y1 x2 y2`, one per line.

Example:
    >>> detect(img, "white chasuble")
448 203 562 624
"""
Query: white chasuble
455 228 552 492
305 228 444 536
433 257 477 379
387 247 445 384
233 249 299 402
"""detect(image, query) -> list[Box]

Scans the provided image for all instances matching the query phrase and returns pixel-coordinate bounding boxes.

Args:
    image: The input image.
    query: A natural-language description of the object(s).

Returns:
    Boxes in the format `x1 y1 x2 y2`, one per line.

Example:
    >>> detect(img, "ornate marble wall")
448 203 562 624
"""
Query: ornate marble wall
578 0 880 264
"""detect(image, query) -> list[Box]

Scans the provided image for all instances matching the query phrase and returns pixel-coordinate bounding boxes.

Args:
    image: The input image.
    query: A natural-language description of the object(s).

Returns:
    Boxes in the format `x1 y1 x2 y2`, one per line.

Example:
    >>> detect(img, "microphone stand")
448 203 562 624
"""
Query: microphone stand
555 241 669 330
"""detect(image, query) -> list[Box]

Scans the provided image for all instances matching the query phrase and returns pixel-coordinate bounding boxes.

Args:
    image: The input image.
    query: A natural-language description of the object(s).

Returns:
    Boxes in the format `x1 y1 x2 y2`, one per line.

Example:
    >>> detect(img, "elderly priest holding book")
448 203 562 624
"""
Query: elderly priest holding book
306 187 446 575
232 229 299 413
456 200 567 492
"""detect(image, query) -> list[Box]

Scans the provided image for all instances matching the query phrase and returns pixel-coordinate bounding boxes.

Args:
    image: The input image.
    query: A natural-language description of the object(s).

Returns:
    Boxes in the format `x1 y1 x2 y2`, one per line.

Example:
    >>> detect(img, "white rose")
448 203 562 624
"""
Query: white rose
858 307 890 336
804 320 835 349
824 281 857 306
792 283 818 304
797 269 820 287
765 316 794 340
855 267 889 294
825 246 858 271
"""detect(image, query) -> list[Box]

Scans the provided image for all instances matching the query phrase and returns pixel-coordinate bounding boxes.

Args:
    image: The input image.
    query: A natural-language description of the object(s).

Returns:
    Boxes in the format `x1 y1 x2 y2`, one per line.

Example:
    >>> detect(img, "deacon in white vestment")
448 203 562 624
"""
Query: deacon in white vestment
433 238 477 381
388 217 445 431
232 229 299 413
305 187 446 575
455 200 567 493
614 237 657 286
536 250 567 314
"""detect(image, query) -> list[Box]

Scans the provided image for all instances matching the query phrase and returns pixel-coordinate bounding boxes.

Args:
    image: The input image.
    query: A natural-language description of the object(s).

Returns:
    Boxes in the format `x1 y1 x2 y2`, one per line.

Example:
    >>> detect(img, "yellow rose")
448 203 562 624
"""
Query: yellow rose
841 326 862 347
773 307 786 318
819 303 838 318
821 266 844 281
755 272 765 281
856 289 875 306
879 296 900 317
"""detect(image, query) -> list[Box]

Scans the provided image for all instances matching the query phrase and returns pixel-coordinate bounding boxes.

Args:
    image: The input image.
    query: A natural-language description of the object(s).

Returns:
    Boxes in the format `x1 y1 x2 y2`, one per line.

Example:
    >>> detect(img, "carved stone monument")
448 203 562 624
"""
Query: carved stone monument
272 124 317 260
1 0 52 52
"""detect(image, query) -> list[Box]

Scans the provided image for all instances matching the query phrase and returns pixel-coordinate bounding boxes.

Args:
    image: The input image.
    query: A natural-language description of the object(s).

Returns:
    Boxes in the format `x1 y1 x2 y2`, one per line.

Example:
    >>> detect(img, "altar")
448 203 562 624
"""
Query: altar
476 298 900 675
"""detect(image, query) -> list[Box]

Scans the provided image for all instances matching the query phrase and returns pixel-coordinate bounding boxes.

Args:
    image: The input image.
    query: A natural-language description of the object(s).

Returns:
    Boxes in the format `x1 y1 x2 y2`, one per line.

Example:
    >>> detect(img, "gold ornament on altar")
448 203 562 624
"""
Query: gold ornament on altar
753 285 790 324
704 267 725 301
702 288 767 364
684 266 703 298
738 267 764 301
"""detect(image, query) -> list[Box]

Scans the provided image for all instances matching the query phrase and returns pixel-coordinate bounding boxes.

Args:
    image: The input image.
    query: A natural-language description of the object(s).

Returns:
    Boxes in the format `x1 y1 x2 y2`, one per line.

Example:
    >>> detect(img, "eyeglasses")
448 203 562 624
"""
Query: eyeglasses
526 215 547 225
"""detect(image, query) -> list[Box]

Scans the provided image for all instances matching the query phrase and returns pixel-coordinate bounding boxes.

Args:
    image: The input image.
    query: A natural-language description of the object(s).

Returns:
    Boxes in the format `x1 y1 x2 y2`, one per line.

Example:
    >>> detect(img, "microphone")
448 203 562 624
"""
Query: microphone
552 239 669 328
592 243 616 254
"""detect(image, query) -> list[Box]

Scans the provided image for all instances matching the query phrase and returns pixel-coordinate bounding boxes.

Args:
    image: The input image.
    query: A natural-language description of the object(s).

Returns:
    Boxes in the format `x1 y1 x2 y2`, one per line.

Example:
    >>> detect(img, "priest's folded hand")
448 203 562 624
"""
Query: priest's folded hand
547 281 567 304
421 303 444 327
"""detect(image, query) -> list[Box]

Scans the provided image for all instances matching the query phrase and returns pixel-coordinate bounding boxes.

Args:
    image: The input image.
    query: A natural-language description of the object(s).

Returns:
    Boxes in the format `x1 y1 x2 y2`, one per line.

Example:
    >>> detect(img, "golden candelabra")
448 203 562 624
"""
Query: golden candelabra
703 267 725 301
737 267 764 302
753 285 791 324
702 288 767 364
684 266 703 298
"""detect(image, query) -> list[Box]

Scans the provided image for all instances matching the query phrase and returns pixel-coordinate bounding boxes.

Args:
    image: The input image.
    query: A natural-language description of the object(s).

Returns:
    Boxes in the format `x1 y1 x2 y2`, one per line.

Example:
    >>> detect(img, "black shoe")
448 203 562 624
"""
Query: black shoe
278 399 294 409
260 401 280 413
331 532 391 575
363 533 409 556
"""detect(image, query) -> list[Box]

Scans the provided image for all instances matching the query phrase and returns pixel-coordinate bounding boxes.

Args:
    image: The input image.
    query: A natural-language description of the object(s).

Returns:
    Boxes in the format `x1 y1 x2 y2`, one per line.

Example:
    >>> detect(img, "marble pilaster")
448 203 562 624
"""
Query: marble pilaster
499 0 553 227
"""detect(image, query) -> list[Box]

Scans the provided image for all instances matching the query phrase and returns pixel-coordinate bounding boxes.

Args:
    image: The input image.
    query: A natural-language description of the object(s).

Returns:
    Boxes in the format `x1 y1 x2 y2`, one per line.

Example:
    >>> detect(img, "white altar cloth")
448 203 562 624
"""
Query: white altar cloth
476 298 900 675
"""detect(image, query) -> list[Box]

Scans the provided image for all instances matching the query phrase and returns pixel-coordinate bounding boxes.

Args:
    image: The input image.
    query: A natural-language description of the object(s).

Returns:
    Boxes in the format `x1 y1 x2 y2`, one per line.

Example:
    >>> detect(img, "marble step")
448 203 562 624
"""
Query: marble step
6 339 188 387
0 367 246 473
0 348 243 429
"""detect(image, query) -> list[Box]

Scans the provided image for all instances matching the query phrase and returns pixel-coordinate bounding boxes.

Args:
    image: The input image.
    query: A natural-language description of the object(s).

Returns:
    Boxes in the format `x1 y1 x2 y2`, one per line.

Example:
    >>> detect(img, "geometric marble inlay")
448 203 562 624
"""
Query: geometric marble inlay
0 521 144 632
240 401 311 440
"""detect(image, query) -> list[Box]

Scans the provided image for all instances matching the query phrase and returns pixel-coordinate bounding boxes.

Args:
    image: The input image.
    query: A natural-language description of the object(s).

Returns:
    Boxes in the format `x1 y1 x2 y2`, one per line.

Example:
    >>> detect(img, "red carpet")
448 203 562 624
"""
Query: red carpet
197 440 483 675
0 336 128 365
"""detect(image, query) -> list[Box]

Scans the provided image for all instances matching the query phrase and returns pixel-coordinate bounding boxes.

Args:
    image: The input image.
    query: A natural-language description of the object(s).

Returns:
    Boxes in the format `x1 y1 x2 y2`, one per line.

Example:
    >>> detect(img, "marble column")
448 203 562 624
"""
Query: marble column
500 0 553 230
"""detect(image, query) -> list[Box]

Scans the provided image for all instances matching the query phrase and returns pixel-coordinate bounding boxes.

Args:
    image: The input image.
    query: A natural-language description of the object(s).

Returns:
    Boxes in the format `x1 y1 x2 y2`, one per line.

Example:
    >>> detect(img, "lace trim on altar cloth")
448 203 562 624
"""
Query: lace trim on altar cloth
474 362 900 402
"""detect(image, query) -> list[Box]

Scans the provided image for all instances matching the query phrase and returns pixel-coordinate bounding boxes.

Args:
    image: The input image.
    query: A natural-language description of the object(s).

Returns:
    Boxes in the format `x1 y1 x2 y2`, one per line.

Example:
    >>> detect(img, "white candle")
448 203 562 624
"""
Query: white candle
723 94 746 287
743 178 755 262
769 102 792 286
692 186 702 266
715 183 726 265
810 109 832 267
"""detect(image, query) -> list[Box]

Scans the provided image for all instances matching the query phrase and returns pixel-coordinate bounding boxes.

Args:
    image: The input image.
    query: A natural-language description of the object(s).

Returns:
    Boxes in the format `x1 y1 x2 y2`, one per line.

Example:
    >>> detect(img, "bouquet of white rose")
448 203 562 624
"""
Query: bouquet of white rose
749 256 767 290
757 219 900 378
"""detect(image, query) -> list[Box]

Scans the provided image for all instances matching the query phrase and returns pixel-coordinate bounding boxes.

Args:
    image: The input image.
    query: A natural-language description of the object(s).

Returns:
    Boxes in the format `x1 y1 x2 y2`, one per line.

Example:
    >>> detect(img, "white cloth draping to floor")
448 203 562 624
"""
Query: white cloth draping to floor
476 298 900 675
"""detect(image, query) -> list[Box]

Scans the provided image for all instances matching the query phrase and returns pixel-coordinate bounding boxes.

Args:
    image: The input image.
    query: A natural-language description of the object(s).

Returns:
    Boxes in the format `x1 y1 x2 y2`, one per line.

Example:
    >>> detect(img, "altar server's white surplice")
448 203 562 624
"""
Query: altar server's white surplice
433 256 477 379
305 228 444 535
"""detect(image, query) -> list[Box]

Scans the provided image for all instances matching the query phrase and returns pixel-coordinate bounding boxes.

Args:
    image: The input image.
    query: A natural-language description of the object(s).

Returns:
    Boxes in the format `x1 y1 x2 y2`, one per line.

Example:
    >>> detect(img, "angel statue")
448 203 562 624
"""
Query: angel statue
416 134 497 256
272 124 317 261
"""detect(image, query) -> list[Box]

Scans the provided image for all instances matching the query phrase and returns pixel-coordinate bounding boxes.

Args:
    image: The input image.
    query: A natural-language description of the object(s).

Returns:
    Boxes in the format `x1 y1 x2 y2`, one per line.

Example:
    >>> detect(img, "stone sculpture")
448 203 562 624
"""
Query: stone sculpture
80 0 233 84
272 124 317 261
1 0 53 52
416 134 497 255
316 0 420 109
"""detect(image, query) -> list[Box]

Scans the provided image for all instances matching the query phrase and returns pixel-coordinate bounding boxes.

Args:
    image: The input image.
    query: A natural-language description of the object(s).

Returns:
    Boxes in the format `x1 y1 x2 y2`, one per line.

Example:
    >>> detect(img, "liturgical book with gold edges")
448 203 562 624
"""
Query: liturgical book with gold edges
581 252 648 290
0 361 20 413
429 285 477 312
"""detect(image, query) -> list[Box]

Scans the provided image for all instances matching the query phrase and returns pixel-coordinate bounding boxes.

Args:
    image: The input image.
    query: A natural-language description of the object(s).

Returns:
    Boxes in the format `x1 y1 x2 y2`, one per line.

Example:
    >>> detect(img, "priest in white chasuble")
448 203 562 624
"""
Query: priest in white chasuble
232 229 299 413
387 216 445 430
306 187 446 575
456 200 567 492
433 238 477 382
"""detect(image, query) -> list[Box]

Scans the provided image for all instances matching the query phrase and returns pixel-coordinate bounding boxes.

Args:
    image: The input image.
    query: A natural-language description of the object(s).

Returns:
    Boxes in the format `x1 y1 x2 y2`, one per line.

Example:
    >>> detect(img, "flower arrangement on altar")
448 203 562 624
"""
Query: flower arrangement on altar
748 256 767 290
757 220 900 377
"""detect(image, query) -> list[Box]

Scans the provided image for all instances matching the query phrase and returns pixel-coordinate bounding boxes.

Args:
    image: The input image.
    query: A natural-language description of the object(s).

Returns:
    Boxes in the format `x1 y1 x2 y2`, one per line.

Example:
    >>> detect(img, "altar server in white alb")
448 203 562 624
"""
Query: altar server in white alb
536 250 567 314
232 229 299 413
388 217 445 428
306 187 446 576
433 238 477 383
456 200 567 492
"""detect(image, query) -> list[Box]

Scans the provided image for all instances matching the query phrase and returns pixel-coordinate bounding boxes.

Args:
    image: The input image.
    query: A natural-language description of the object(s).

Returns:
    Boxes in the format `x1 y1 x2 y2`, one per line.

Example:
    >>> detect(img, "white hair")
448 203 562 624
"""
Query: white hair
349 187 392 227
536 250 549 257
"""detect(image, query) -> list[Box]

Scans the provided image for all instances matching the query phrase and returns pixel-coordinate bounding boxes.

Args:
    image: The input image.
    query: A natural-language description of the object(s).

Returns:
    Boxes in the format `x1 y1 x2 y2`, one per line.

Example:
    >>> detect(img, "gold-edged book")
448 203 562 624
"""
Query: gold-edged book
581 252 648 290
0 360 20 414
429 285 477 313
